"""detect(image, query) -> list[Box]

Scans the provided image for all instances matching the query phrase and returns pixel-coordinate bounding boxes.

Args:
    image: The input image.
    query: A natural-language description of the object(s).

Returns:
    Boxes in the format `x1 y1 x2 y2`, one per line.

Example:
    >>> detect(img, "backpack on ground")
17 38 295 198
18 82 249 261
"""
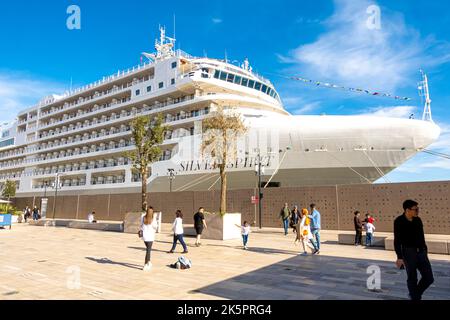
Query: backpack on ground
170 256 192 270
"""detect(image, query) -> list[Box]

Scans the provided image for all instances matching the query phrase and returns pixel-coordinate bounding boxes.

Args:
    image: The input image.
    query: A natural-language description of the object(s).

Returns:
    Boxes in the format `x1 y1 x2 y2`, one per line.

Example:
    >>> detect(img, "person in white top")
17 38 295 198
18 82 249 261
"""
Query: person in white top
87 211 97 223
168 210 188 254
139 206 158 271
365 221 376 247
297 208 319 255
241 221 251 250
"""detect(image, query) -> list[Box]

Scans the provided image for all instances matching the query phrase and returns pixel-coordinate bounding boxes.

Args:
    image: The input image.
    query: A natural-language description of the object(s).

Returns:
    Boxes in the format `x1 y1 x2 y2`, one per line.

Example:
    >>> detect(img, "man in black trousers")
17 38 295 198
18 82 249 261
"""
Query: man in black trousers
354 211 363 246
394 200 434 300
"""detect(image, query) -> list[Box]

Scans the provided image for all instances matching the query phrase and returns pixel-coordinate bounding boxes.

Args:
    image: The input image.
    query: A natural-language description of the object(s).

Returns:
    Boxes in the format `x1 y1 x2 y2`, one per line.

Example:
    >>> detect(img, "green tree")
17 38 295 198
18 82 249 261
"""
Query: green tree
127 114 167 211
1 180 16 213
201 106 247 215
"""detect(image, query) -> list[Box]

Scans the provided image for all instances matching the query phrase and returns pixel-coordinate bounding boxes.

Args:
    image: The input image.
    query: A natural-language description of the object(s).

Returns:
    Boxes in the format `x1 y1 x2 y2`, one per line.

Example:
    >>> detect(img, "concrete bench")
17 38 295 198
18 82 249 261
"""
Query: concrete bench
338 233 387 247
28 219 72 227
67 221 123 232
385 237 449 255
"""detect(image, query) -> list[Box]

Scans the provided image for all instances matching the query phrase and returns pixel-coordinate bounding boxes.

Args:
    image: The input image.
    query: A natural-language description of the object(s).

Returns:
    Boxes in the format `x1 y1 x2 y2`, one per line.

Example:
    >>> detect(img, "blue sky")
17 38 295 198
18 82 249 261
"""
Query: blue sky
0 0 449 182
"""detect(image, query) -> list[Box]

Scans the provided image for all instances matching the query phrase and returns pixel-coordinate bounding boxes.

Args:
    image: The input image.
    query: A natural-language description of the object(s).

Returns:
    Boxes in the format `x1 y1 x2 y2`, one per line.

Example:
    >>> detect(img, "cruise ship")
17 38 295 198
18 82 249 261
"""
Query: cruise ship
0 27 441 197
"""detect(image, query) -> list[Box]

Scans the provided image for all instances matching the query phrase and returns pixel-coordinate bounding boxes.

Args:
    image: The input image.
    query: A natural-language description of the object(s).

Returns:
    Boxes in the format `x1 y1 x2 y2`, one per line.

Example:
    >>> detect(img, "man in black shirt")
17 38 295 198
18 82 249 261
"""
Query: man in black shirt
394 200 434 301
194 207 208 247
354 211 363 246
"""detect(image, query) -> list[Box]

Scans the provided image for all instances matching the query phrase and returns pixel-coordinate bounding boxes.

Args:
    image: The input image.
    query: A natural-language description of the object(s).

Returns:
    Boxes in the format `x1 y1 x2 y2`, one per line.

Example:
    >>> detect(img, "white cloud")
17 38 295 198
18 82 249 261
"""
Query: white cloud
281 0 450 92
360 106 417 118
0 71 65 122
212 18 223 24
292 102 322 115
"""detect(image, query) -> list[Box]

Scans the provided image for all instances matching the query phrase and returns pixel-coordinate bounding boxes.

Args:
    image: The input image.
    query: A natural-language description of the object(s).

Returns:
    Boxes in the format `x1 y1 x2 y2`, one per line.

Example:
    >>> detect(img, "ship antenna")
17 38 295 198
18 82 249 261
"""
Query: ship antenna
419 69 433 122
173 14 176 50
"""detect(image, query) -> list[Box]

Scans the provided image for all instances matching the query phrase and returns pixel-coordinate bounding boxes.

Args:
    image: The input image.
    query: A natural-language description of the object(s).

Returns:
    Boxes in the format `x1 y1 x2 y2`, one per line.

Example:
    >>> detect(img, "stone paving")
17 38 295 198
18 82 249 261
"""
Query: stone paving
0 224 449 300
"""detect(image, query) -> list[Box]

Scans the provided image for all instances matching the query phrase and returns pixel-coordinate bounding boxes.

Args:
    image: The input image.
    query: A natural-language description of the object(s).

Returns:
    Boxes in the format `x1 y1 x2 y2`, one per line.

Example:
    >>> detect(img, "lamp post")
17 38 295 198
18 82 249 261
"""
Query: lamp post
51 173 62 220
168 168 175 192
255 150 265 229
43 181 48 198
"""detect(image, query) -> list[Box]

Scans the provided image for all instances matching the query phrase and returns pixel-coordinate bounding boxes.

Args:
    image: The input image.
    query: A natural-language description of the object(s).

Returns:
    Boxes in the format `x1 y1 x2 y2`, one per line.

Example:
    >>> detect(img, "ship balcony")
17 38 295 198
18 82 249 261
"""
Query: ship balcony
0 171 23 181
38 78 146 120
36 127 132 154
33 176 87 189
32 157 131 179
36 94 197 143
0 148 26 160
38 96 131 130
91 171 126 186
38 92 196 132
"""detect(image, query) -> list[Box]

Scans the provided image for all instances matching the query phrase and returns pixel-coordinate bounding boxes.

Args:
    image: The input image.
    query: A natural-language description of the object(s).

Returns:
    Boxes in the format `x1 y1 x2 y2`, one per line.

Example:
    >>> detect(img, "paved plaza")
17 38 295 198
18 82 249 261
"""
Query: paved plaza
0 224 449 300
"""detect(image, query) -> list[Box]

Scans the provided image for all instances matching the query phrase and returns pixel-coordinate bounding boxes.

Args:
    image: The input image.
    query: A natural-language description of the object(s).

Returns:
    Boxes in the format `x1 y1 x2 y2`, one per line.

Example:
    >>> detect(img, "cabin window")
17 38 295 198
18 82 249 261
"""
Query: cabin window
226 73 235 83
255 82 262 91
261 84 268 93
234 76 242 85
171 61 177 69
214 70 220 79
135 89 140 96
159 82 164 89
171 78 175 85
147 86 152 92
241 78 248 87
248 80 255 88
219 71 227 81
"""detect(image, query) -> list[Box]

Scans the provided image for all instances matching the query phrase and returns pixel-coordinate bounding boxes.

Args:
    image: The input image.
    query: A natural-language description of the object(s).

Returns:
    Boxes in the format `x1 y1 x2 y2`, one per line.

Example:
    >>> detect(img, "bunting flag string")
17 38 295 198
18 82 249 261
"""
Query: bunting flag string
289 75 412 101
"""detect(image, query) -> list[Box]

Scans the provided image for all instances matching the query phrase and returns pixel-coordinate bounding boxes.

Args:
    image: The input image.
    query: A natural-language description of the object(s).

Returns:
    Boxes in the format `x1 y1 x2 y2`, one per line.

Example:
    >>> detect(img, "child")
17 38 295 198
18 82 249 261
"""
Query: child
365 220 376 247
241 221 251 250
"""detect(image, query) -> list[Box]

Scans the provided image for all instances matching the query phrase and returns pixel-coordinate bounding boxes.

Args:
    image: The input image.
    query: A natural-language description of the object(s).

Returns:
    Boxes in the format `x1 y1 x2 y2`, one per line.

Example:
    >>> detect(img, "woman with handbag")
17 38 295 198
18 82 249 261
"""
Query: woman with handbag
139 206 158 271
297 208 319 255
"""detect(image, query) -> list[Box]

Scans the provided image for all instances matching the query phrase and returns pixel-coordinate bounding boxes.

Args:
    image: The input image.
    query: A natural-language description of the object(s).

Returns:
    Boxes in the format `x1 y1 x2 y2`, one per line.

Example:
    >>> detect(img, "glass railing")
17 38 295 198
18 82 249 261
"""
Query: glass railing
37 94 197 142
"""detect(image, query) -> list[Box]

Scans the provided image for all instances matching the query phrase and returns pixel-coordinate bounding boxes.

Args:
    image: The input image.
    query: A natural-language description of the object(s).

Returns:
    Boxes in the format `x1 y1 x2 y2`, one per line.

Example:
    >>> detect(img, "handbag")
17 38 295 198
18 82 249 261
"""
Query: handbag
138 230 143 238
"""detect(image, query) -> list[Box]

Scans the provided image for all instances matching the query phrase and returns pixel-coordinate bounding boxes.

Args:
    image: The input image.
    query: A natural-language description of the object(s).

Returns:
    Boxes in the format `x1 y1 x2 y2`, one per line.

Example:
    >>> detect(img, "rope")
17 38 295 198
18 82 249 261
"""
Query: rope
325 151 373 184
174 173 217 192
423 149 450 160
208 175 221 191
263 151 288 189
264 72 413 101
362 150 391 183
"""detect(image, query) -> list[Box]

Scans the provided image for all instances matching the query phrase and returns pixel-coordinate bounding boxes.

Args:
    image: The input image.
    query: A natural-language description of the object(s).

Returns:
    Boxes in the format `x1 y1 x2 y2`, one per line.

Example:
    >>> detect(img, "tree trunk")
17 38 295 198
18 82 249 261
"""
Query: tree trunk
6 196 10 214
141 167 147 212
220 165 227 215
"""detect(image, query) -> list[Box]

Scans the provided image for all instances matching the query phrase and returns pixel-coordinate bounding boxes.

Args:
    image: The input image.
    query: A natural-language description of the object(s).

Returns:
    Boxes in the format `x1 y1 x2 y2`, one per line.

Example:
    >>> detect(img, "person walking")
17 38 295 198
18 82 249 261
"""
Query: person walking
354 211 363 246
139 207 158 271
32 206 40 221
168 210 188 254
290 205 300 234
394 200 434 301
308 203 321 253
297 208 319 255
280 203 290 236
23 206 30 223
194 207 208 247
241 221 251 250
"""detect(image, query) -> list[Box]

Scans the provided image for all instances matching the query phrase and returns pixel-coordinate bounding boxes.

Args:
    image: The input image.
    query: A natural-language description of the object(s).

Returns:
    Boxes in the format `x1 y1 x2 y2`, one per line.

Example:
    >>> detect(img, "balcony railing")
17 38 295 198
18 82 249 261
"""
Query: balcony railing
39 73 153 118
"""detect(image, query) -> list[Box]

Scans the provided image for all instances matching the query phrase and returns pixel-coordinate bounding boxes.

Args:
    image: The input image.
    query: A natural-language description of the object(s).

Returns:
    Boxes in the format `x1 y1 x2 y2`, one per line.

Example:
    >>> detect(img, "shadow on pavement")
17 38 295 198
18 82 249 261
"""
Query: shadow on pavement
85 257 142 270
192 254 450 300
